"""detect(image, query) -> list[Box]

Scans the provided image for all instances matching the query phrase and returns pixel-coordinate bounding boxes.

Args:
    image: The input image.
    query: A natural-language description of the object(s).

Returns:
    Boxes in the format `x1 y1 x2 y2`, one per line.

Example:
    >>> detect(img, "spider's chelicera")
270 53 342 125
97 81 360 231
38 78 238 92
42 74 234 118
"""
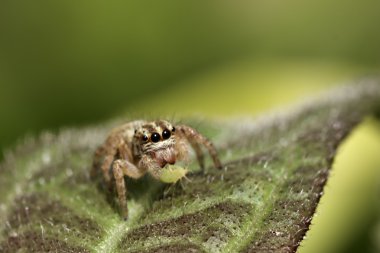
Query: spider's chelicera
91 120 222 219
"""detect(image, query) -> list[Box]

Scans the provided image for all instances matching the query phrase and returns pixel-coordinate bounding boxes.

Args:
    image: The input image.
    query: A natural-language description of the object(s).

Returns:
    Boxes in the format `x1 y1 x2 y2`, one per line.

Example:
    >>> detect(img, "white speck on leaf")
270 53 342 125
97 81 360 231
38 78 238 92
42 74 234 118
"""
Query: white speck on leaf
65 168 73 177
42 151 51 164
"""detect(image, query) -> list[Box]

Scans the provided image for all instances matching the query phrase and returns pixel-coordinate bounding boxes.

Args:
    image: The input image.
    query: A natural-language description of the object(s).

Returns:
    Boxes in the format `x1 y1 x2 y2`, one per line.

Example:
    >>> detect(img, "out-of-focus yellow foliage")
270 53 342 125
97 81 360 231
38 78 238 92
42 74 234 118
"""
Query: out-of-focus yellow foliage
129 59 379 117
300 117 380 253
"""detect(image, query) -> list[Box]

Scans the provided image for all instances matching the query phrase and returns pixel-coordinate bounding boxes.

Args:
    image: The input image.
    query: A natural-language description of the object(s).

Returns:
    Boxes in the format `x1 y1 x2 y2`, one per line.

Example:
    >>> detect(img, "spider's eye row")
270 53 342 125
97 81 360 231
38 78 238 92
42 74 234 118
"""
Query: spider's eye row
142 135 148 142
162 129 171 139
151 132 161 143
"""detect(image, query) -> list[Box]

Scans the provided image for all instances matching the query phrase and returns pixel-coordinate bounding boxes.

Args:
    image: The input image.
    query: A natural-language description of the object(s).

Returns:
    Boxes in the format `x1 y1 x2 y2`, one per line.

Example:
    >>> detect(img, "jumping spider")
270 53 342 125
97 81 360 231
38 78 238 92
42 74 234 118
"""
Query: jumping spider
91 120 222 219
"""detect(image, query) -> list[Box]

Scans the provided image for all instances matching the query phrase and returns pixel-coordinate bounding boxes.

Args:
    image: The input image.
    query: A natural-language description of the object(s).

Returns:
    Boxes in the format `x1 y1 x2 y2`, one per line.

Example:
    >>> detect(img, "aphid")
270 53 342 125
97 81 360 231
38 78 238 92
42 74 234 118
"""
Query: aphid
159 164 189 184
91 120 222 219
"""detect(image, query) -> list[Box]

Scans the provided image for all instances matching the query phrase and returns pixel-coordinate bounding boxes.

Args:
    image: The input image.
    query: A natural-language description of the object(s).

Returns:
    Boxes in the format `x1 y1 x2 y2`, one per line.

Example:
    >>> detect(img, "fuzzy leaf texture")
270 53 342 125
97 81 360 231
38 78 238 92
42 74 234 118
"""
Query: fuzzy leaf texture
1 80 380 253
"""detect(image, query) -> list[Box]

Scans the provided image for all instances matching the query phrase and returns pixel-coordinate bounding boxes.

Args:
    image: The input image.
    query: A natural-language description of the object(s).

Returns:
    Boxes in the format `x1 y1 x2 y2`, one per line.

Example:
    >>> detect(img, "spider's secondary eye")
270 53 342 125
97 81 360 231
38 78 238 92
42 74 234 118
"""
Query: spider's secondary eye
151 132 161 142
162 129 171 139
142 135 148 142
172 127 176 132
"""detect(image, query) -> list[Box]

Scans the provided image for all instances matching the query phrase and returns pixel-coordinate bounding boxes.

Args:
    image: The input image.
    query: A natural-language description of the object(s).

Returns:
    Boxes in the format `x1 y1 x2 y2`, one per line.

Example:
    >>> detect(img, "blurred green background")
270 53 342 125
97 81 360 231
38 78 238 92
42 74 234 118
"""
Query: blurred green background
1 0 380 252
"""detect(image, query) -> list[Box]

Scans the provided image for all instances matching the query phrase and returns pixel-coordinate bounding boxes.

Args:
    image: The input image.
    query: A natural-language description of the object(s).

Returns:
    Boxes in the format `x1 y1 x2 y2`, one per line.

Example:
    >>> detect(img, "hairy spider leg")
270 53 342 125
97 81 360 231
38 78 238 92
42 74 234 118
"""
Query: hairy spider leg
177 125 222 170
91 145 105 179
92 136 127 188
91 143 116 186
112 159 145 219
189 141 205 169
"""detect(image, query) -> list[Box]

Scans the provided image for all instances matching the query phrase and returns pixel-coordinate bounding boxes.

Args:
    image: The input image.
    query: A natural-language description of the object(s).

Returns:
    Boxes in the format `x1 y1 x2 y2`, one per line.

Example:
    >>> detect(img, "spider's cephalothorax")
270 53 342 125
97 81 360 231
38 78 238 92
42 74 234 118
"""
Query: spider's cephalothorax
91 120 222 219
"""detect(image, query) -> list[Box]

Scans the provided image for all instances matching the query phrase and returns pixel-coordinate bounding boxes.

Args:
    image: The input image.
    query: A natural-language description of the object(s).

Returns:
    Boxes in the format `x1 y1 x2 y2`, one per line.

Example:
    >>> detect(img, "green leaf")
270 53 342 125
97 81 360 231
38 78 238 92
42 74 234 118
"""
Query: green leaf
1 81 380 253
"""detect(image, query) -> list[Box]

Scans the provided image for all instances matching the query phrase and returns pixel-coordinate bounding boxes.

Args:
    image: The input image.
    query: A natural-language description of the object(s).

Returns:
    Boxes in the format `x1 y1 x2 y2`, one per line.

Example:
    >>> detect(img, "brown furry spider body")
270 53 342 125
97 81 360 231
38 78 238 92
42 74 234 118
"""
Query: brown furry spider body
91 120 222 219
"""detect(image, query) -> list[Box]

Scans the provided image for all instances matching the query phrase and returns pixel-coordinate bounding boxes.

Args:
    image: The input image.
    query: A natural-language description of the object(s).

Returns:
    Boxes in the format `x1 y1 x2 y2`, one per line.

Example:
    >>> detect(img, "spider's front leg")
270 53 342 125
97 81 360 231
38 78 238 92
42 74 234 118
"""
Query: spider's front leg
91 144 116 187
177 125 222 170
112 159 146 219
91 134 125 187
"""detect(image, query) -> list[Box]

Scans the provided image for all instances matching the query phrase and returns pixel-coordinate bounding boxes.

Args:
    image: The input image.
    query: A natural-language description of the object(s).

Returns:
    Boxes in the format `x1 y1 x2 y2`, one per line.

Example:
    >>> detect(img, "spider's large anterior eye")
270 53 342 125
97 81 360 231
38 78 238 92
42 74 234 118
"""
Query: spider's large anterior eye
162 129 171 139
151 132 161 143
142 135 148 142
